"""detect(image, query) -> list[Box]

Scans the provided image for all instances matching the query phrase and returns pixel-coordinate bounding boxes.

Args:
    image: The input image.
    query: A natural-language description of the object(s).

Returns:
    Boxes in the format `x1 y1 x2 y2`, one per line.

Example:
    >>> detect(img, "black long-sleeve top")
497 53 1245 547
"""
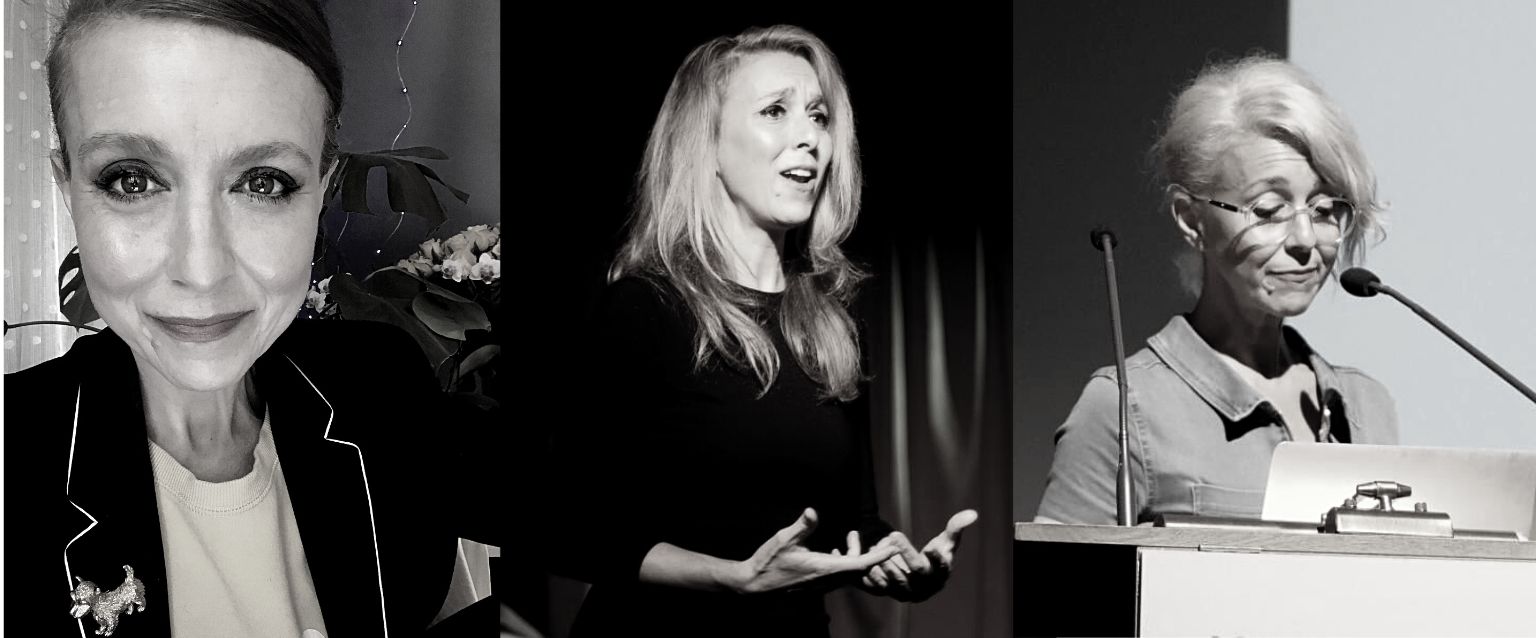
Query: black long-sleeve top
553 276 892 637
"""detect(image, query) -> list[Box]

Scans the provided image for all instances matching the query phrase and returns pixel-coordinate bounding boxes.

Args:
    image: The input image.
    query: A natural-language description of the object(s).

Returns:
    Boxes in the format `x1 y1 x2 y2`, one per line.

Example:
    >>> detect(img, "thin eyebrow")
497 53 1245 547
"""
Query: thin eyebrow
75 133 313 171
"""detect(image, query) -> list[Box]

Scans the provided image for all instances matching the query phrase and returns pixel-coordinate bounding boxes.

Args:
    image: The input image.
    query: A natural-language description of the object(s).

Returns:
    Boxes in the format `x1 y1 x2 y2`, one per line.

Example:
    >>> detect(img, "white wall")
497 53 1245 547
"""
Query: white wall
1291 0 1536 450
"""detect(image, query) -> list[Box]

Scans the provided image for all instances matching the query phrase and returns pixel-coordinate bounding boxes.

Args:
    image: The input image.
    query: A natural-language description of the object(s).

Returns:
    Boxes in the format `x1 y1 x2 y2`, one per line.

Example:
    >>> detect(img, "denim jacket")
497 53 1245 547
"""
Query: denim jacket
1035 315 1399 525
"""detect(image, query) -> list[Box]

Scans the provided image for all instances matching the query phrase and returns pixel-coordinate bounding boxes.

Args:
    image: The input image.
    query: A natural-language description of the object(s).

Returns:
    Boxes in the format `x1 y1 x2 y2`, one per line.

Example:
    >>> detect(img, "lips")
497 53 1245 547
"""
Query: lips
779 166 818 184
1269 268 1319 284
149 310 252 343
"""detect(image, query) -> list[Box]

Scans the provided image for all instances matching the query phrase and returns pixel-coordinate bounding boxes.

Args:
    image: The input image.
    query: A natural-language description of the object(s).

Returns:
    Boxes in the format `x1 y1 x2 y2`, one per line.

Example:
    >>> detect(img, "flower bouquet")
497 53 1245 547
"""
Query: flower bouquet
306 222 502 412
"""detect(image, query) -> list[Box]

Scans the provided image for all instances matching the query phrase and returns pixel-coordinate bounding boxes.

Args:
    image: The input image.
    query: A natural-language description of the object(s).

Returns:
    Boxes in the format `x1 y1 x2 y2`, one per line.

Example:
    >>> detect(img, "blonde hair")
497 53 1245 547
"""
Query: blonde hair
1151 54 1384 294
610 24 865 401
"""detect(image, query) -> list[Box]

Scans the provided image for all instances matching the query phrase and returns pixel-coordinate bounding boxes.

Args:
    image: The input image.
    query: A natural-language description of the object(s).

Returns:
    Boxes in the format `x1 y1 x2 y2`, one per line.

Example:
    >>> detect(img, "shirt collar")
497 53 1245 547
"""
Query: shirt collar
1147 315 1351 429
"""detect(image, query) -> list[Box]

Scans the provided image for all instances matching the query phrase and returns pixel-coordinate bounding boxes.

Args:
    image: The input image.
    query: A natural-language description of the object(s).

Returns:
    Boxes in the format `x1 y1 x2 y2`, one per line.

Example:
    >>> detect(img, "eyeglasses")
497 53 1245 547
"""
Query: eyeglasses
1181 188 1353 240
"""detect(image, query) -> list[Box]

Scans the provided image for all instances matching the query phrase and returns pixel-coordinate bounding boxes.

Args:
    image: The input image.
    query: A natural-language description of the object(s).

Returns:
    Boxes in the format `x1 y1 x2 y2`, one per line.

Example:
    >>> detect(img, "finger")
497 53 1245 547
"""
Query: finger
776 508 819 547
862 574 877 589
882 557 910 589
939 509 979 546
890 532 927 573
814 543 898 573
868 563 890 589
889 553 912 575
846 530 862 557
922 509 979 570
832 548 841 556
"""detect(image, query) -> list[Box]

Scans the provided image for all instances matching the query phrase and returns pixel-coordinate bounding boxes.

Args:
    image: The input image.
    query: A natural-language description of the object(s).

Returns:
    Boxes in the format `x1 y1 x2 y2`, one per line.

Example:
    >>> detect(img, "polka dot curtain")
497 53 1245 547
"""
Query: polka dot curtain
4 0 85 374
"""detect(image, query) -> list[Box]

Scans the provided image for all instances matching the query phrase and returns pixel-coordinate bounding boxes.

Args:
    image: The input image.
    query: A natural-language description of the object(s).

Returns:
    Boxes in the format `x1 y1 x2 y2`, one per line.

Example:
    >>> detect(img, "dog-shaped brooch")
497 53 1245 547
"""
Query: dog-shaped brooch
69 565 147 636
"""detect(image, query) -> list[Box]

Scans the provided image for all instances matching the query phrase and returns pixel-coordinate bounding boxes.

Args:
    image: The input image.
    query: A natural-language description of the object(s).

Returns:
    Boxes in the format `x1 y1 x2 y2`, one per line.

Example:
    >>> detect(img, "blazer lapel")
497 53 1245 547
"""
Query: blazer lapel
64 337 171 638
260 352 390 636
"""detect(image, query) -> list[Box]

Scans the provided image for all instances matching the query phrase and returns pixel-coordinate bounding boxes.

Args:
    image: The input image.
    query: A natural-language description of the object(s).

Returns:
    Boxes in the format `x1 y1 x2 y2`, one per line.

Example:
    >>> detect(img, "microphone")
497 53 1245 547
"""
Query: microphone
1339 267 1536 406
1090 227 1135 526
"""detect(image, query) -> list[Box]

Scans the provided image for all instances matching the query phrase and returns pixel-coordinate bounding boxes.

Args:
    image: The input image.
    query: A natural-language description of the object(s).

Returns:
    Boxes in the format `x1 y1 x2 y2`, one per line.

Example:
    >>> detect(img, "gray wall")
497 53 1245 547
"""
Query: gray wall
322 0 500 269
1290 0 1536 450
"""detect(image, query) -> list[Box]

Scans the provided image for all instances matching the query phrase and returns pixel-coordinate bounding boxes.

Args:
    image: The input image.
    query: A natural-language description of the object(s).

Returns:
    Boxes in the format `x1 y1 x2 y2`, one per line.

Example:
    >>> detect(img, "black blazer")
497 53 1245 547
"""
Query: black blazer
5 319 500 637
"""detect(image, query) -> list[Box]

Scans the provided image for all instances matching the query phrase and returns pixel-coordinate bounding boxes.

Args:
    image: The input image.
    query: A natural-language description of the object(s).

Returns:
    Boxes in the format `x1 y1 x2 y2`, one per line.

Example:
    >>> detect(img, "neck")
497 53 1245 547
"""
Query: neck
1188 284 1291 378
137 361 263 482
720 202 788 293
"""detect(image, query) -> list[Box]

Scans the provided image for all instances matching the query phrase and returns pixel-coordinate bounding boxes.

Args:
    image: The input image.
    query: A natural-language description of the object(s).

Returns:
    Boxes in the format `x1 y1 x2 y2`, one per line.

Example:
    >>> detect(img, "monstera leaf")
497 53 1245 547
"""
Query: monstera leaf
325 147 470 225
58 246 100 326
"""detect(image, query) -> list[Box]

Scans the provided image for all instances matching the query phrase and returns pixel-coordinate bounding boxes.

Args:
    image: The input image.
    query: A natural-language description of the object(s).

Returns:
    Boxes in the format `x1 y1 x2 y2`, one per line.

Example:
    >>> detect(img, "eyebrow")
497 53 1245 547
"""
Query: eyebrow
76 133 314 170
77 132 169 161
758 87 827 106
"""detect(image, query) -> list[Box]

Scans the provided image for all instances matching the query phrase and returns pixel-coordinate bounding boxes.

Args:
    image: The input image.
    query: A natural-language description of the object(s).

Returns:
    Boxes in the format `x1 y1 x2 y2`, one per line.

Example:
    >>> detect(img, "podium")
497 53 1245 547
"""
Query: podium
1014 522 1536 636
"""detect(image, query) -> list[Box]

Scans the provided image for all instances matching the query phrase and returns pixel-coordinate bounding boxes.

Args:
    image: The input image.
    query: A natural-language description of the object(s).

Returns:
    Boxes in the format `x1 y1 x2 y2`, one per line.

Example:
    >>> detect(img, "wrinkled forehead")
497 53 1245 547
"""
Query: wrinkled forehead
58 16 328 165
722 50 825 103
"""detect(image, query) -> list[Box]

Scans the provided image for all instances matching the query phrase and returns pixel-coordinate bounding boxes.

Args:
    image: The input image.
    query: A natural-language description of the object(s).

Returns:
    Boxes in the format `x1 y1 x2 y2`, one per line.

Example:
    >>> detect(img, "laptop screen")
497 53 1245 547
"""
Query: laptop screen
1262 442 1536 540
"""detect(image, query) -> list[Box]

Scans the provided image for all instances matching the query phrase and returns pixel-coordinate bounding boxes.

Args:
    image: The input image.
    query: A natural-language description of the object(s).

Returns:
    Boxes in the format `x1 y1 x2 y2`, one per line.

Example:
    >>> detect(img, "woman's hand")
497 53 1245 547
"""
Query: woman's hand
835 509 978 602
729 508 899 594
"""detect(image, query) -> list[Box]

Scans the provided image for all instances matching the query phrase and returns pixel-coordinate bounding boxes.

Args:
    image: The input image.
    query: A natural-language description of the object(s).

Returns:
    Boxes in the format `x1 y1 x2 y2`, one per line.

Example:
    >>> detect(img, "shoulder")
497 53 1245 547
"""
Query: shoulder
593 275 692 341
600 276 683 320
1329 364 1393 400
268 319 433 399
5 329 122 398
274 318 426 369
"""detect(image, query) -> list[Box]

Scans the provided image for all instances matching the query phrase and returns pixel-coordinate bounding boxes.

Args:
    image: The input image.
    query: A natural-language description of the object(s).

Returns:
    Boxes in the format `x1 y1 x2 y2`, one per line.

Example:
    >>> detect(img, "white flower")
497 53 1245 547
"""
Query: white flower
305 276 337 315
470 252 500 283
444 232 473 256
462 224 498 252
417 238 445 262
396 256 435 278
439 249 476 283
489 237 500 259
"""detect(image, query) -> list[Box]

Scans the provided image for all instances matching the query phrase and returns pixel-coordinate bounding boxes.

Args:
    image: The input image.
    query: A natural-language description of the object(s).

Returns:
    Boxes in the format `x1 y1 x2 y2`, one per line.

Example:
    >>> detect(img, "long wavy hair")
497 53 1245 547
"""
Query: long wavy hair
610 24 865 401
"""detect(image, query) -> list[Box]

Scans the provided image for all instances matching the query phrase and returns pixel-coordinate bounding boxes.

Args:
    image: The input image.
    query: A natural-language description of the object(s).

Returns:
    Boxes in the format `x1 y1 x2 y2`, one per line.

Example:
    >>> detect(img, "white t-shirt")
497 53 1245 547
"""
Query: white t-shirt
150 415 328 638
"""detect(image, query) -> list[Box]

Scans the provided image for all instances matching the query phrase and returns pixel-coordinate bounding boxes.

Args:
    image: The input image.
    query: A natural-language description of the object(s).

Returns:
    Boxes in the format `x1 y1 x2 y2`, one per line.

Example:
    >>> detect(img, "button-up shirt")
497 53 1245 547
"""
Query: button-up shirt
1036 315 1399 525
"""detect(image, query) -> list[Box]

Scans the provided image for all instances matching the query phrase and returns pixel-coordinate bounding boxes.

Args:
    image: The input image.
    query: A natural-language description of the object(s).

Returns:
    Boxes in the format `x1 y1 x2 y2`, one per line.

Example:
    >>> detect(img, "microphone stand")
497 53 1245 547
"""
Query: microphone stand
1091 228 1134 526
1371 282 1536 405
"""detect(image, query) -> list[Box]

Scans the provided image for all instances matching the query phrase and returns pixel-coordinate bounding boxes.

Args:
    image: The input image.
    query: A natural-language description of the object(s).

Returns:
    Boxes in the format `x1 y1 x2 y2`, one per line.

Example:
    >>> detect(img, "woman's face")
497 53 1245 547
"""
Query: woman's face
715 51 833 233
1186 135 1341 320
56 18 330 392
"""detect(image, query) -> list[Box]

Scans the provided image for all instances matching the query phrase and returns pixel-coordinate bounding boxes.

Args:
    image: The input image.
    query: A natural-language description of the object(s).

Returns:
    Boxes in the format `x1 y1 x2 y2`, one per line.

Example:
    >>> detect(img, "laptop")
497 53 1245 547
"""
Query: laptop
1262 442 1536 540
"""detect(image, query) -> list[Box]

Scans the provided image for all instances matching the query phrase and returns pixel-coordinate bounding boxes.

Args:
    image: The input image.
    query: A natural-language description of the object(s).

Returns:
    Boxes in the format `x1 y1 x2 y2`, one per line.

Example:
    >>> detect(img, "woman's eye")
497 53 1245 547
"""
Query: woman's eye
761 104 786 118
121 173 150 194
810 111 829 127
93 163 165 201
234 168 299 201
1249 197 1288 219
246 174 284 196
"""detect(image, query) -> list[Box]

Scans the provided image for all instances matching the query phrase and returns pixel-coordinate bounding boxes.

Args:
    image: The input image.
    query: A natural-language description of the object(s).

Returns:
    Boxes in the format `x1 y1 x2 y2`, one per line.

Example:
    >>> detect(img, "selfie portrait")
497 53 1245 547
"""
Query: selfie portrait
2 1 505 636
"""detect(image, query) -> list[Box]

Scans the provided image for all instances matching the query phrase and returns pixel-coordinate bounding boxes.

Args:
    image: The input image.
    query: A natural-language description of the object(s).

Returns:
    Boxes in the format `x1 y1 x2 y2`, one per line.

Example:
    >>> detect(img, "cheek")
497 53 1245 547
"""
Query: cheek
238 212 316 291
72 202 166 304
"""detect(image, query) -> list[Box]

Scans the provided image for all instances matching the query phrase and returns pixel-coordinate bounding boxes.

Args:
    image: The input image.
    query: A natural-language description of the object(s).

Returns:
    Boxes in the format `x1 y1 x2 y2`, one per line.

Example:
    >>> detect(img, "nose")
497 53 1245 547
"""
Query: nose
1282 208 1318 265
791 112 820 153
165 190 235 291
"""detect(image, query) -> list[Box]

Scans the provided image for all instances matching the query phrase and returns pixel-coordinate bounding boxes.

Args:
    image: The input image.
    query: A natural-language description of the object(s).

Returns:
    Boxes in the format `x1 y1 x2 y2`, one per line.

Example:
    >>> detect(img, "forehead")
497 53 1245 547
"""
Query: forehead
723 51 821 102
62 17 327 157
1215 135 1318 192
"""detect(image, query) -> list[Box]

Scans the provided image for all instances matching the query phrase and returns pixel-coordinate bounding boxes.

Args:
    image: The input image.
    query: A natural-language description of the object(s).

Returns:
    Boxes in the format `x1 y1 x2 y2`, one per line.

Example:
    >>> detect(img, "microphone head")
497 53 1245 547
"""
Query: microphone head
1090 226 1118 251
1340 268 1382 297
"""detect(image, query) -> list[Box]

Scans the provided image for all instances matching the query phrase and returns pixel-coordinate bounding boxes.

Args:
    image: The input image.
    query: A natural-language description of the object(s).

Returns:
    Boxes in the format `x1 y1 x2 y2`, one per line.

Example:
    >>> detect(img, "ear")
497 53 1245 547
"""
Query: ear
1169 189 1203 251
50 152 73 213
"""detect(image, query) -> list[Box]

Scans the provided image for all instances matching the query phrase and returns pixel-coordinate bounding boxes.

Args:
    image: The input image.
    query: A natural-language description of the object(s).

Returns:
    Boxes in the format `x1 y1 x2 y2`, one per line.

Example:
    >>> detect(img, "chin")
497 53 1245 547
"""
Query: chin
159 356 254 392
1264 292 1319 318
